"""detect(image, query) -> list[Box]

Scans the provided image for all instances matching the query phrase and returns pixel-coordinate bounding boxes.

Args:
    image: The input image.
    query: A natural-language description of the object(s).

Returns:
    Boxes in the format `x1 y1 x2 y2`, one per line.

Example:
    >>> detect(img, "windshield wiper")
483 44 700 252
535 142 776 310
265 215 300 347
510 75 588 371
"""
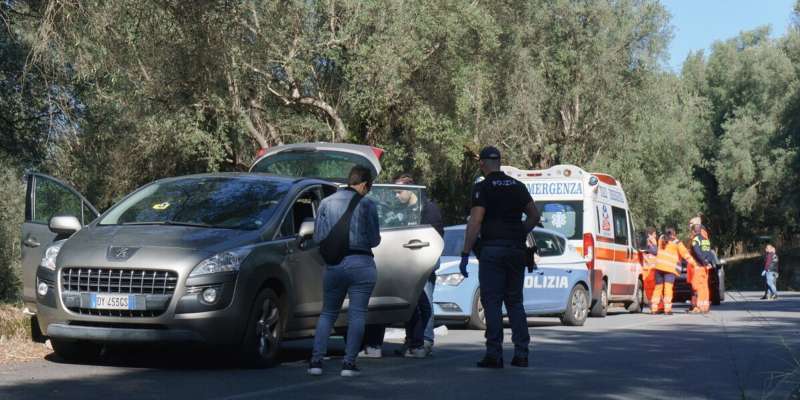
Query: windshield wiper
120 221 219 228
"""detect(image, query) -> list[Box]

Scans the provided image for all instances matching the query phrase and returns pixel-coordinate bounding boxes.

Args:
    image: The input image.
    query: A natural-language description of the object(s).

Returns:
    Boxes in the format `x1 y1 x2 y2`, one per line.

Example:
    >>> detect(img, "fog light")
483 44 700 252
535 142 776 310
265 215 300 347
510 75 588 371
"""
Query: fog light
37 281 49 296
202 287 219 304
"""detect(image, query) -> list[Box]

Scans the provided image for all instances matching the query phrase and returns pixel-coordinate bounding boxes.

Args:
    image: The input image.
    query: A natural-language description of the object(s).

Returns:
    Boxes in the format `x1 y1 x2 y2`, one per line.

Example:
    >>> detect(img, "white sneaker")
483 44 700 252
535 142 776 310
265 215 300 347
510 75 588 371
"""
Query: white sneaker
307 360 323 376
358 346 382 359
404 347 427 359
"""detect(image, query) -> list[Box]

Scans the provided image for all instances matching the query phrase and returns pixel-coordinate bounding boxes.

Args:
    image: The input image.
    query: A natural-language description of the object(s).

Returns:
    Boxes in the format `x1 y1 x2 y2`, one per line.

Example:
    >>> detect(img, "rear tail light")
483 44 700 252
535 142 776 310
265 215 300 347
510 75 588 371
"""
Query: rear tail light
371 147 384 160
583 233 595 270
255 148 268 158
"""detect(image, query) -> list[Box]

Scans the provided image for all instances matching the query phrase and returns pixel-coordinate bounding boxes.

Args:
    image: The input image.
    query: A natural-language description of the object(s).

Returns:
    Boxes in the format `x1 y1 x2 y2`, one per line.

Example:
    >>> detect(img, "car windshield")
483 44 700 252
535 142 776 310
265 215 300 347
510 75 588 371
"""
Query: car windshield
535 201 583 240
443 228 472 257
99 177 290 230
532 231 565 257
251 150 377 181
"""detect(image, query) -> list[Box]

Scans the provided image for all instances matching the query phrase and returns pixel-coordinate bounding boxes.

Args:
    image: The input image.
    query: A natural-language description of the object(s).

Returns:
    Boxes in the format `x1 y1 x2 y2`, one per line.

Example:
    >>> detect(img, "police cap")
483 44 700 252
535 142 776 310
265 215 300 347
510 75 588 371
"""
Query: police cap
479 146 501 160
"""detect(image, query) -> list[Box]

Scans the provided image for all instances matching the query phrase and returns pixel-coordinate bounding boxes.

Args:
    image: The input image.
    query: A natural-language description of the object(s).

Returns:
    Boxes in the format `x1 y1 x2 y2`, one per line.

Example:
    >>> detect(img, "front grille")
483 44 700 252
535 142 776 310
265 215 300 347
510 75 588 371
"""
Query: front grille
61 268 178 295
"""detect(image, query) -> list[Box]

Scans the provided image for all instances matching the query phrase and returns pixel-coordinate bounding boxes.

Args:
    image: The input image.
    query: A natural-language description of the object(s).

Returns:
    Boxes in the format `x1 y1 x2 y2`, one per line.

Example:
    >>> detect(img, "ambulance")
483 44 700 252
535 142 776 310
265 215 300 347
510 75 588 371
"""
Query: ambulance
502 164 645 317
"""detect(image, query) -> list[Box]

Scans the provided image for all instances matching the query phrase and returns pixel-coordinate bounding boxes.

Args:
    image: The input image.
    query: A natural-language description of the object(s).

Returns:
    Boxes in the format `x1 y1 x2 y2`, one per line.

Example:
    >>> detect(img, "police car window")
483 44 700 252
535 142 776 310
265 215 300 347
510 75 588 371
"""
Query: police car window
367 185 423 229
534 201 583 240
611 206 629 246
532 231 564 257
443 228 475 257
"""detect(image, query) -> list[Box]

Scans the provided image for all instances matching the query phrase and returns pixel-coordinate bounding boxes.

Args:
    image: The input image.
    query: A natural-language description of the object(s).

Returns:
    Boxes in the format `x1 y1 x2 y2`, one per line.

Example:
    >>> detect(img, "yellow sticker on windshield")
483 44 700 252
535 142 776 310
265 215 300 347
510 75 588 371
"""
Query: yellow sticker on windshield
152 202 171 210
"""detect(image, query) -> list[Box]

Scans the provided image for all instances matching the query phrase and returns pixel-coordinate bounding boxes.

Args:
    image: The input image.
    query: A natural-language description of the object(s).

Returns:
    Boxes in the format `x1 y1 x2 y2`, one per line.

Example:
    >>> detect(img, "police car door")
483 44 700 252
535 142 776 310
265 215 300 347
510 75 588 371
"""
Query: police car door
524 230 571 313
21 173 99 314
366 184 444 324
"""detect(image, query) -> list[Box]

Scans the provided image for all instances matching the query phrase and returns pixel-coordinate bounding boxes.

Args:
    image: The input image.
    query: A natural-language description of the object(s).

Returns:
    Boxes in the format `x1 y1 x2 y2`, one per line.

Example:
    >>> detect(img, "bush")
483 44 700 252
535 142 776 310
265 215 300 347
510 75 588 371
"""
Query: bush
0 159 24 303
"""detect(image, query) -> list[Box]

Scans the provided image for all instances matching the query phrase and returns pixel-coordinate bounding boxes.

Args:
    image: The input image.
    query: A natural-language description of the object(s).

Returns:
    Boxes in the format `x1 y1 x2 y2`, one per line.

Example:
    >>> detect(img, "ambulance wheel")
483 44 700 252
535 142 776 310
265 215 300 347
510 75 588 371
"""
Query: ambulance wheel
467 287 486 330
560 285 589 326
626 279 644 313
589 281 608 318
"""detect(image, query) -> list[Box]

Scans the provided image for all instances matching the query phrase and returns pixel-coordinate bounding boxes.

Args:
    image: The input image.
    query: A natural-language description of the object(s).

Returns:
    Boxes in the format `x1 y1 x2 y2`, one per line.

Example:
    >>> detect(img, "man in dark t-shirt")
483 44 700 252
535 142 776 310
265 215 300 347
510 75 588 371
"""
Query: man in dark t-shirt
461 146 540 368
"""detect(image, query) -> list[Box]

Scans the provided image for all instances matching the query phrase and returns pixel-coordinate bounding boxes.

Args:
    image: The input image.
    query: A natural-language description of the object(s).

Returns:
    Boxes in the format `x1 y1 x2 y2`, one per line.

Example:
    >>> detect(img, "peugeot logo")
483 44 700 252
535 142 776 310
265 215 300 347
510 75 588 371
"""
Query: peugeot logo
107 246 139 261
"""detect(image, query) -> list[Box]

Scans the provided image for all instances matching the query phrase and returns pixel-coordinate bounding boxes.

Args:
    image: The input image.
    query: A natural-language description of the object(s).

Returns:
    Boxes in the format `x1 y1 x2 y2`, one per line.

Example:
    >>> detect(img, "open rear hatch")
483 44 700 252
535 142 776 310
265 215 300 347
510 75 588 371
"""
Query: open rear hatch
249 143 383 182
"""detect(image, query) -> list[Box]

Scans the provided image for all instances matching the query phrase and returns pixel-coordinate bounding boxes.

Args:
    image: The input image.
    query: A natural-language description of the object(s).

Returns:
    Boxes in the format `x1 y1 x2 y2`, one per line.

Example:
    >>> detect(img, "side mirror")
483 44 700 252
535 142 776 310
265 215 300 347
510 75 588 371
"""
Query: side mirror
49 215 82 236
298 220 315 239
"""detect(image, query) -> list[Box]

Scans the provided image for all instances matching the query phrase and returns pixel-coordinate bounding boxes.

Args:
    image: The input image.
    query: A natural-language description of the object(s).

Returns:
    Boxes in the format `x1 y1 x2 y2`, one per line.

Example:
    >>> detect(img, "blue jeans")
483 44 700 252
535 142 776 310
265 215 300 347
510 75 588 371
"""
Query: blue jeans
311 255 377 365
766 272 778 296
478 246 530 359
423 280 435 343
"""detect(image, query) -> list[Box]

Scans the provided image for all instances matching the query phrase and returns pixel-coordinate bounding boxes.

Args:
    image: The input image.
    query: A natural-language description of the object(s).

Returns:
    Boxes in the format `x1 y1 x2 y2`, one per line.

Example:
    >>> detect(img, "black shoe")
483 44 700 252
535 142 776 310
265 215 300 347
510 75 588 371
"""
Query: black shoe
760 296 767 300
307 359 323 376
341 362 361 377
510 356 528 368
477 356 503 369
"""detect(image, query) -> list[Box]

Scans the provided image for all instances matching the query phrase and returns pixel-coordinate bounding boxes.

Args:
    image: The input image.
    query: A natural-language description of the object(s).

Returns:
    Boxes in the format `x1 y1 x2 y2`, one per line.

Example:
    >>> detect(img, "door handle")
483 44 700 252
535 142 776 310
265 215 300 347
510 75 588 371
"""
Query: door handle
23 237 40 248
566 270 573 274
403 240 430 249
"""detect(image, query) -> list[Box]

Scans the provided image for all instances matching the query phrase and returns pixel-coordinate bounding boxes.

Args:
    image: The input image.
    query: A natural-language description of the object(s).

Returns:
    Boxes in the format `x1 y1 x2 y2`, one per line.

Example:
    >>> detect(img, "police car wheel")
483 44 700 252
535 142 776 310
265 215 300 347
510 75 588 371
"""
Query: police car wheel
560 285 589 326
467 288 486 330
589 281 608 318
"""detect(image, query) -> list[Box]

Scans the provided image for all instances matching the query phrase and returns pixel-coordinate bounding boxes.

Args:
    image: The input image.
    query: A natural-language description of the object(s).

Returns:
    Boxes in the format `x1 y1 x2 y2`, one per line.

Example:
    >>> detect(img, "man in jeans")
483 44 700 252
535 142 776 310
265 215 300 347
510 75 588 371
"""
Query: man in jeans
763 244 780 300
308 165 381 377
360 173 444 358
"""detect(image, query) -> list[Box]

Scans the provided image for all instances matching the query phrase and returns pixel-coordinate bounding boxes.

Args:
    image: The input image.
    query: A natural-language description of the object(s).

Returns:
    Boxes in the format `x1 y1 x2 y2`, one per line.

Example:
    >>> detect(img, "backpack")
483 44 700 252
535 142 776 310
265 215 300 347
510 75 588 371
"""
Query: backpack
319 192 363 265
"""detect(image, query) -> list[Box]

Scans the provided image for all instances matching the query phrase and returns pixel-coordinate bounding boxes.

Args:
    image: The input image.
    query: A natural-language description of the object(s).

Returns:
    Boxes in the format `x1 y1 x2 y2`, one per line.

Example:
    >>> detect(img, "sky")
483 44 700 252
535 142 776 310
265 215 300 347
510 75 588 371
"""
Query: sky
663 0 797 71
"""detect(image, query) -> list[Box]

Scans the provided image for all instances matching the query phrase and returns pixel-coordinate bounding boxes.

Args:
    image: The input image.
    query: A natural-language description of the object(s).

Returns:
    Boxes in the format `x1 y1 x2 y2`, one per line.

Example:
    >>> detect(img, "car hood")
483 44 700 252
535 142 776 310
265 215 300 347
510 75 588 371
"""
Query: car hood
56 225 261 271
437 256 478 275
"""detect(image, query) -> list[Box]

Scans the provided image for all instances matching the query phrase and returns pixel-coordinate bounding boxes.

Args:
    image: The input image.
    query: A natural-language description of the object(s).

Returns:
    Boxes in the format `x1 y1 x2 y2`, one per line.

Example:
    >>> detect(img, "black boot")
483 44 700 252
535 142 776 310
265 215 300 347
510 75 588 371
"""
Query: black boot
510 356 528 367
477 356 503 369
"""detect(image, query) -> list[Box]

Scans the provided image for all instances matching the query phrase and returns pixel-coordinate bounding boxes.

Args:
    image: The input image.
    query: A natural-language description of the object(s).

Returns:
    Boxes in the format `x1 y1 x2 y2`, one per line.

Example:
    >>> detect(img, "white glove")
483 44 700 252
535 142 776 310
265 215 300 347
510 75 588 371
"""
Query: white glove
761 270 766 277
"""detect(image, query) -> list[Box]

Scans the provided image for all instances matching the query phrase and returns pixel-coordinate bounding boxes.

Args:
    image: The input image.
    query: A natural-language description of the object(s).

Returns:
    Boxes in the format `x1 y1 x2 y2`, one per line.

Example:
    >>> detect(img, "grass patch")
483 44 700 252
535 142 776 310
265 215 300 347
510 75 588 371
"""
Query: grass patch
0 303 50 364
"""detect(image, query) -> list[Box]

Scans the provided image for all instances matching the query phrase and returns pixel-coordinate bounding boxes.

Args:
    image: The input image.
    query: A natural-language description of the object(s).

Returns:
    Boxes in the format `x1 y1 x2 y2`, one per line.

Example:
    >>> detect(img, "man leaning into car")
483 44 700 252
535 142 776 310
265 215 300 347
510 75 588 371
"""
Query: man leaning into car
460 146 540 368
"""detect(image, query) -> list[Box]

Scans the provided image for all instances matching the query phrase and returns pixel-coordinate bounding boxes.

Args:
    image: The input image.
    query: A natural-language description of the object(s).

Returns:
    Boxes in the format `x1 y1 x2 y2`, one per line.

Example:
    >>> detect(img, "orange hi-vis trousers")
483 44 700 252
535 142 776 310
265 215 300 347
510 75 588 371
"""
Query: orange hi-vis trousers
651 271 676 313
691 266 710 312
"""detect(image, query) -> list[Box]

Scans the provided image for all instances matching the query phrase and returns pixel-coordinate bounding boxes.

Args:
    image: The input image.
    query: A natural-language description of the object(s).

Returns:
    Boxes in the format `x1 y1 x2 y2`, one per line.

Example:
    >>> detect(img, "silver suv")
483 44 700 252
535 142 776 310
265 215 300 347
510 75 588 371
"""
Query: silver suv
21 143 443 367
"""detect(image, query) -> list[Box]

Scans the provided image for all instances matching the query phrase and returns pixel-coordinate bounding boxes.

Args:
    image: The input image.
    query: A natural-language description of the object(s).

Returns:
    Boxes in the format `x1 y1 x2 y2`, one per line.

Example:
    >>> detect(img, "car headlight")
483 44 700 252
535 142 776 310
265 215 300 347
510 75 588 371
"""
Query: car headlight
190 246 254 277
40 241 66 271
436 273 465 286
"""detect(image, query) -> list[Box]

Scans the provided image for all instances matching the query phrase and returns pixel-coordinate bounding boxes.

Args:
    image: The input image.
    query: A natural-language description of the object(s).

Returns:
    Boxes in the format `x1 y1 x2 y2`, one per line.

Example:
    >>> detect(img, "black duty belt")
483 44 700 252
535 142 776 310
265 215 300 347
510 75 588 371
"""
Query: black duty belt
480 239 525 249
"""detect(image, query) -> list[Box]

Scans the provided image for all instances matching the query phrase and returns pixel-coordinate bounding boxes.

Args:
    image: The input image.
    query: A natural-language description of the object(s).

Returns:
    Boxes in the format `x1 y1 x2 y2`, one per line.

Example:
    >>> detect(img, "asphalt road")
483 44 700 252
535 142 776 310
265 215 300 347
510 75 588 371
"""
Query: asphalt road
1 291 798 400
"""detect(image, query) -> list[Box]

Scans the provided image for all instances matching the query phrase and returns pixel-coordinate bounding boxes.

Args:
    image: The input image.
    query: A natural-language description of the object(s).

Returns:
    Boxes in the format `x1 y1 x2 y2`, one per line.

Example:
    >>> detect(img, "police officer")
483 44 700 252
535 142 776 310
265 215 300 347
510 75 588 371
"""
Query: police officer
460 146 541 368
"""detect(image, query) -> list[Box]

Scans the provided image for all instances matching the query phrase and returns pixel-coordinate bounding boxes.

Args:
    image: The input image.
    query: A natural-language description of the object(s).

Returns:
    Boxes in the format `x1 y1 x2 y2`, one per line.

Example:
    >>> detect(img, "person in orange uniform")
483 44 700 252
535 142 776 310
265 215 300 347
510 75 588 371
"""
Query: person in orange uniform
689 220 713 313
651 228 695 315
642 227 658 309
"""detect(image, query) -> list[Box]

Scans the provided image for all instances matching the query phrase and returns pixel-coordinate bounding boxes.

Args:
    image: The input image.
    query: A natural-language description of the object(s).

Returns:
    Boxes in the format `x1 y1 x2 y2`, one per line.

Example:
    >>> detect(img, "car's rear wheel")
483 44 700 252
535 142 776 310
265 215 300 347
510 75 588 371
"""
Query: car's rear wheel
560 285 589 326
50 338 102 363
626 279 644 313
589 281 608 318
241 288 284 368
467 287 486 330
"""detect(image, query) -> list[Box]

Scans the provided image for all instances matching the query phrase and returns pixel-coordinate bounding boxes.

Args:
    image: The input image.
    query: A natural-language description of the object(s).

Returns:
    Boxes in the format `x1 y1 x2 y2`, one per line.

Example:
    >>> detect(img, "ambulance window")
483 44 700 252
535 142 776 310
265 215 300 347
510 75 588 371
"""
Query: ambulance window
534 201 583 240
611 206 629 246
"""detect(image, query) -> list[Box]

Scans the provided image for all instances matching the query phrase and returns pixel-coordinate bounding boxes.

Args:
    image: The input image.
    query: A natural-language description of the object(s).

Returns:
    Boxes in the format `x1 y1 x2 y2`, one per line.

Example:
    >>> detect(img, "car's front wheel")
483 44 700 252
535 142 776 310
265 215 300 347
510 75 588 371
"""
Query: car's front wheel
560 285 589 326
467 287 486 330
241 288 284 368
50 338 102 363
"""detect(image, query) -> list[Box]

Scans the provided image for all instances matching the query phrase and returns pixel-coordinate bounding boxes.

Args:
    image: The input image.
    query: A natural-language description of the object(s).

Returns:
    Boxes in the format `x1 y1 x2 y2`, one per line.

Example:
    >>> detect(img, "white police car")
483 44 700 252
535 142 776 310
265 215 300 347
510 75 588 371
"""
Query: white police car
433 225 591 328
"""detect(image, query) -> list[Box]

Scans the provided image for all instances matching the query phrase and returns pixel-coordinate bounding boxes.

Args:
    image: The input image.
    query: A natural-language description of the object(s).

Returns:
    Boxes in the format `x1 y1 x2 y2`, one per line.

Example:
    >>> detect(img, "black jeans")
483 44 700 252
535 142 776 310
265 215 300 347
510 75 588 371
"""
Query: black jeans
363 290 432 349
478 245 530 359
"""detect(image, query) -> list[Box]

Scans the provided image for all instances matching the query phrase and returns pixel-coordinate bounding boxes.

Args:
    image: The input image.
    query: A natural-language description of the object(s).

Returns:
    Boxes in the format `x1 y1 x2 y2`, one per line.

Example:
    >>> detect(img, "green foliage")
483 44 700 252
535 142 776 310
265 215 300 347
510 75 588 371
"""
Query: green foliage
0 158 24 302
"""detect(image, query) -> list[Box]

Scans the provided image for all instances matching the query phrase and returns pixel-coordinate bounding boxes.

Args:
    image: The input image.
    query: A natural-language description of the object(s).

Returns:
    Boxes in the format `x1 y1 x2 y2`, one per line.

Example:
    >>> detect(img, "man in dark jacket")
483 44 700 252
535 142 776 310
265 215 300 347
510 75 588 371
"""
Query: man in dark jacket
360 173 444 358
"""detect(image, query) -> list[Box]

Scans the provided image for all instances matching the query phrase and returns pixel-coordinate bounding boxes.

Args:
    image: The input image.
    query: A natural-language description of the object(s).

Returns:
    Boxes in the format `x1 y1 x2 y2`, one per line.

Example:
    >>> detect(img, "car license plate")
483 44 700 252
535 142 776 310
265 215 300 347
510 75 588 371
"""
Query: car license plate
90 294 134 310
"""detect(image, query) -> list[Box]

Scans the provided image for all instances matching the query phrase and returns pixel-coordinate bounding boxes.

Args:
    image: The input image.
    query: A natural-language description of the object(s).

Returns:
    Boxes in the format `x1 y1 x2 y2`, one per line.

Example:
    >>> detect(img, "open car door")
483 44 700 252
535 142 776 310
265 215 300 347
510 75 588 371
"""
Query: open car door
365 184 444 324
21 173 98 314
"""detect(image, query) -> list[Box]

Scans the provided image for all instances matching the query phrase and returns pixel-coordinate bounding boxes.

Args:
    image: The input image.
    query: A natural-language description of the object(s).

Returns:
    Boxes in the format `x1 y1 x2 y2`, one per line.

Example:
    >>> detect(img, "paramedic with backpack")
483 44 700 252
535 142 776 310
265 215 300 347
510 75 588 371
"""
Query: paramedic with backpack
308 165 381 377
